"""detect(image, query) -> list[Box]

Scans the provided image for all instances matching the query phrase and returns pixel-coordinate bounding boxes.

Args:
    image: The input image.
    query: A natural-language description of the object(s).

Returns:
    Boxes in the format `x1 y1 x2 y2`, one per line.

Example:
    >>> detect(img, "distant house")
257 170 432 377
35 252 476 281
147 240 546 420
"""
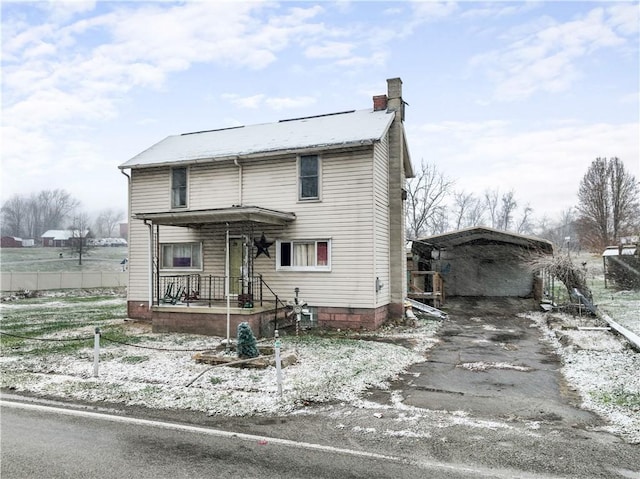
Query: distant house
411 227 553 300
118 78 413 337
1 236 23 248
41 230 89 247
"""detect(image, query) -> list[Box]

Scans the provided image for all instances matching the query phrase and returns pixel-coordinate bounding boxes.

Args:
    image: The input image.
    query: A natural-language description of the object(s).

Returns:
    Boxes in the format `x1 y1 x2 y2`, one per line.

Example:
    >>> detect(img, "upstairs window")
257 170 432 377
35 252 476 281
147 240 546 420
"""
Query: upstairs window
277 239 330 271
299 155 319 200
171 167 187 208
161 242 202 269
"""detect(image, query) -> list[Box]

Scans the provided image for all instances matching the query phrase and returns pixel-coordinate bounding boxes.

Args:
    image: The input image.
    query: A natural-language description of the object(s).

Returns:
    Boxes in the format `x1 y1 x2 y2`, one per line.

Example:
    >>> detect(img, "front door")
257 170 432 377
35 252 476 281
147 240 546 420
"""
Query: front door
228 237 246 296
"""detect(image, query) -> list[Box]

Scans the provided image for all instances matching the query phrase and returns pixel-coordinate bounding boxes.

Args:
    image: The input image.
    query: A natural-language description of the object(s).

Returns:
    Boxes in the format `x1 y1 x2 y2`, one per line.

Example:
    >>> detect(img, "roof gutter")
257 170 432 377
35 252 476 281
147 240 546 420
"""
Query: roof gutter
117 140 377 170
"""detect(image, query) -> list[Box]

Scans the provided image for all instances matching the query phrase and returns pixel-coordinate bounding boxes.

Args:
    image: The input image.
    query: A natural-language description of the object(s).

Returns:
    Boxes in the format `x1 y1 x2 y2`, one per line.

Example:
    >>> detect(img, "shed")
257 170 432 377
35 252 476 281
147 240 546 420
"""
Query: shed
602 244 640 289
1 236 23 248
412 227 553 299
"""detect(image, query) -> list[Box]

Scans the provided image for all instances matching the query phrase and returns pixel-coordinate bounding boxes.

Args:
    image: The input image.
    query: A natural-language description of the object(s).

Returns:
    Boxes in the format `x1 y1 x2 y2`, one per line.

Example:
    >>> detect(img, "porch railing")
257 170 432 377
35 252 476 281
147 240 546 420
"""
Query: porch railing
156 274 265 308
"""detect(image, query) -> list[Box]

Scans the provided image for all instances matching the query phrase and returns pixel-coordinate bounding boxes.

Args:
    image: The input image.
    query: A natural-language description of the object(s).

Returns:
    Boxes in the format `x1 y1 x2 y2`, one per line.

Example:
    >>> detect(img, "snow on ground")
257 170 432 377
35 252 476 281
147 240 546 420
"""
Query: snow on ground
526 311 640 444
0 319 432 417
2 289 638 444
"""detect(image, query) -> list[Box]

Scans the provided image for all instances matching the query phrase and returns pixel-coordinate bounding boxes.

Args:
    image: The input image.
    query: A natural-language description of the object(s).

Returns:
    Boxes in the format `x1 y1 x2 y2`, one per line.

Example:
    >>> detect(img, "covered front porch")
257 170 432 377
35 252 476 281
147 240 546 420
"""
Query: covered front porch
133 206 296 337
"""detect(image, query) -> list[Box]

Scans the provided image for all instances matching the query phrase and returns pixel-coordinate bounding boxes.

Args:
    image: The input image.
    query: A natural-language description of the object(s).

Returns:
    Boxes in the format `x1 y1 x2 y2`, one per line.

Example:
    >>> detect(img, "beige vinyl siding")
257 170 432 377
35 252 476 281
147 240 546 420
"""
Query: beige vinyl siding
128 168 168 300
131 168 170 212
127 146 382 309
373 135 391 308
244 148 377 308
189 162 239 209
128 168 204 299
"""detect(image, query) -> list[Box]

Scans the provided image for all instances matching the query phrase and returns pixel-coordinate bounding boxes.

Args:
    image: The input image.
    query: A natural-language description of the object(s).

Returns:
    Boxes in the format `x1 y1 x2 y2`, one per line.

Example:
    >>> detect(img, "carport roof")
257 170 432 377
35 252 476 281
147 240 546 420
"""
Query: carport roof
413 227 553 254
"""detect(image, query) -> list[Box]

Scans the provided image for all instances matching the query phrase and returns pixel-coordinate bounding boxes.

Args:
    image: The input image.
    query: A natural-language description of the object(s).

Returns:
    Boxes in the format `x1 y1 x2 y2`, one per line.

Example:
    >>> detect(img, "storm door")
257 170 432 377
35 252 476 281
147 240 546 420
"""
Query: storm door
227 236 248 296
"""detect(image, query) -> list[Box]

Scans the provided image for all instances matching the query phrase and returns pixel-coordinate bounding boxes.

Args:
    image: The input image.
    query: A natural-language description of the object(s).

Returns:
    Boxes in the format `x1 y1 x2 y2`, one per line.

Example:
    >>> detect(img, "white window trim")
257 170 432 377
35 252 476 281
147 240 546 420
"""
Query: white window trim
276 239 331 272
159 241 203 271
297 154 322 202
170 166 189 209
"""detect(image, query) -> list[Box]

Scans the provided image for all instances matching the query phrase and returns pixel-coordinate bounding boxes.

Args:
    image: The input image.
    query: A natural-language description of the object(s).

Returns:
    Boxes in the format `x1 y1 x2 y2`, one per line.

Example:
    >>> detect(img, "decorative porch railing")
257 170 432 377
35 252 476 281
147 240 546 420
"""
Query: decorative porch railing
156 274 265 308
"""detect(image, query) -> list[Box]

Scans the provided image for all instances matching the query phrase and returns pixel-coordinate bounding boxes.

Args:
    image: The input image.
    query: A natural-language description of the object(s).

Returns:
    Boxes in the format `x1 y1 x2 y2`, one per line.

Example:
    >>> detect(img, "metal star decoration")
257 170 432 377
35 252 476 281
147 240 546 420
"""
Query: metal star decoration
254 233 274 258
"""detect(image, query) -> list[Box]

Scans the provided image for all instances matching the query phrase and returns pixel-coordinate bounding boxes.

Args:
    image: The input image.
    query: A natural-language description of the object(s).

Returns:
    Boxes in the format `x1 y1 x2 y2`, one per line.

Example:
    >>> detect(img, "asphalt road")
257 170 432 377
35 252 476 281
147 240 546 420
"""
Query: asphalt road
2 399 536 479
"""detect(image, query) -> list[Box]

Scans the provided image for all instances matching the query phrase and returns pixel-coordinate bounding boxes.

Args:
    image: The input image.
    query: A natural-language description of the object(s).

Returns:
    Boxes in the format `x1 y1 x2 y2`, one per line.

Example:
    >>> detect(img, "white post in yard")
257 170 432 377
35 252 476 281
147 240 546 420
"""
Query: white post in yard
225 225 231 352
274 330 282 397
93 327 100 377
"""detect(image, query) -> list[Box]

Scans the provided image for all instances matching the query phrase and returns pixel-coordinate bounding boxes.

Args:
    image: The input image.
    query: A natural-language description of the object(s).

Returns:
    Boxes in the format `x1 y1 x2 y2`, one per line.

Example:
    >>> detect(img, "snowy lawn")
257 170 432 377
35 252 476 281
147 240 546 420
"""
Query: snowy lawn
580 251 640 336
0 291 434 416
526 311 640 444
2 286 638 444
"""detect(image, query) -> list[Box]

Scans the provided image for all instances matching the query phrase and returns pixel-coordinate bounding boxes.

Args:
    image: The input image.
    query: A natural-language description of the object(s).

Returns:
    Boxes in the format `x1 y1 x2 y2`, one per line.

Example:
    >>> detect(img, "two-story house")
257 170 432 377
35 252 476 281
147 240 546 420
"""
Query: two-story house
118 78 413 337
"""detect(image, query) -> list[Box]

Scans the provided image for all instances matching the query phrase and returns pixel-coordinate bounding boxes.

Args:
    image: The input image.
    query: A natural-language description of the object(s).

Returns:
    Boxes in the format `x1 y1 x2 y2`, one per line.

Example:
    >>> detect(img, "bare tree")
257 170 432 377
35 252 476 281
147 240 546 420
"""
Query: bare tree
95 208 124 237
38 189 80 235
577 157 640 250
484 189 499 228
452 191 486 230
1 189 79 240
405 161 453 239
497 190 517 231
539 208 578 250
67 211 93 265
0 195 28 237
452 191 472 230
464 194 486 228
516 204 534 234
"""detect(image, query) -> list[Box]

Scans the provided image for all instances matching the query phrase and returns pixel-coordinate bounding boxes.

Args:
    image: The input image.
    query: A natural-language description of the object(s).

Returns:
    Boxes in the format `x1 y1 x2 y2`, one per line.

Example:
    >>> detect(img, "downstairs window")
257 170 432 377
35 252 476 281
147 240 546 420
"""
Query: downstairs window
161 242 202 270
277 239 330 271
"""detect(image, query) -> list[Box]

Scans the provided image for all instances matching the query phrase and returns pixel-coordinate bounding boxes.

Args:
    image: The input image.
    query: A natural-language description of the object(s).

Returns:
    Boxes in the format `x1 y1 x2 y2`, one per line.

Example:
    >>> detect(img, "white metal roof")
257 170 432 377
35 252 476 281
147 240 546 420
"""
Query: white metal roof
119 109 395 169
41 230 88 240
602 246 637 256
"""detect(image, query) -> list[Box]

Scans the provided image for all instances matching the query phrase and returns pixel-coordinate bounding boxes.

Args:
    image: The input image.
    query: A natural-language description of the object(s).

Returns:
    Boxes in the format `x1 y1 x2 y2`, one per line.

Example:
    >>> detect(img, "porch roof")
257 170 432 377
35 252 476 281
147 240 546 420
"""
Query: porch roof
133 206 296 227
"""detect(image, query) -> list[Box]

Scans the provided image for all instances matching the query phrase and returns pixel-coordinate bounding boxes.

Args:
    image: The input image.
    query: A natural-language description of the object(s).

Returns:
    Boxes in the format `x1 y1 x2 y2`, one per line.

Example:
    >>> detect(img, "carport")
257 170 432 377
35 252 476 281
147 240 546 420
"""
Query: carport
411 227 553 300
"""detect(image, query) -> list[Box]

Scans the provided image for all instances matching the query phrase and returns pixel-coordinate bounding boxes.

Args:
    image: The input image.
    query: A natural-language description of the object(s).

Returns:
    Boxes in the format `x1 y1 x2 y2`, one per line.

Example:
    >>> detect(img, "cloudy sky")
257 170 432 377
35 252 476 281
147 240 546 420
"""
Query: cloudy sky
2 1 638 223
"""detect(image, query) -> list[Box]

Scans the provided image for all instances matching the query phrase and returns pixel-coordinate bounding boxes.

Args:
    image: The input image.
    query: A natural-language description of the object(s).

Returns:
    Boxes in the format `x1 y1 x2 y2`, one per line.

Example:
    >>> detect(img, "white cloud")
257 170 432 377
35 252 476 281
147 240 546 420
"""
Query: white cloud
40 1 97 23
305 41 354 59
410 120 640 218
462 2 541 20
265 96 316 110
606 3 640 36
222 93 317 111
471 6 635 101
411 1 458 21
222 93 266 109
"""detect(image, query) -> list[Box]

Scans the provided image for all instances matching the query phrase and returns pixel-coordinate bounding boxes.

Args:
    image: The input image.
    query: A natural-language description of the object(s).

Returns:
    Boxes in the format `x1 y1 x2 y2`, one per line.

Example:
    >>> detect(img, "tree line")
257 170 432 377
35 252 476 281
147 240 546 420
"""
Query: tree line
1 189 124 241
406 157 640 251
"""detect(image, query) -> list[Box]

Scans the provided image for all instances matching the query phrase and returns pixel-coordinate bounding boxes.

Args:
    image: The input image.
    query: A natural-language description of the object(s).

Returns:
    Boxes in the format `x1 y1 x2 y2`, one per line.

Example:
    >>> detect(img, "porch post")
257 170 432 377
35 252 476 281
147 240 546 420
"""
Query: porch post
226 224 231 351
145 220 153 309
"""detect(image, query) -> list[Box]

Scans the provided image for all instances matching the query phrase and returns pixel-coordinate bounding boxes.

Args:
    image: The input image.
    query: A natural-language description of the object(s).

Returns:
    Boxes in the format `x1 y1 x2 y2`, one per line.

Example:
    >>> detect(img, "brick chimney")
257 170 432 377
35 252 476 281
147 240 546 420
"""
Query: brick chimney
373 94 388 111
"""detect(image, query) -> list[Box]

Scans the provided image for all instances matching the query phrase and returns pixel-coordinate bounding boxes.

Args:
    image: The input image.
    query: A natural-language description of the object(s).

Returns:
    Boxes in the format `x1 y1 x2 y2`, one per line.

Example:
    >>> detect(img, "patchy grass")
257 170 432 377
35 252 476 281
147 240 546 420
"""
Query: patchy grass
0 290 433 418
0 246 128 272
573 252 640 336
594 388 640 410
120 355 149 364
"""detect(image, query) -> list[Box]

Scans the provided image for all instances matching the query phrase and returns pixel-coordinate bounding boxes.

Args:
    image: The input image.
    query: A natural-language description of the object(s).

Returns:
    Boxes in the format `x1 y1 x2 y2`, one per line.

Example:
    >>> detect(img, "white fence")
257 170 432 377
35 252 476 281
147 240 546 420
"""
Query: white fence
1 272 128 292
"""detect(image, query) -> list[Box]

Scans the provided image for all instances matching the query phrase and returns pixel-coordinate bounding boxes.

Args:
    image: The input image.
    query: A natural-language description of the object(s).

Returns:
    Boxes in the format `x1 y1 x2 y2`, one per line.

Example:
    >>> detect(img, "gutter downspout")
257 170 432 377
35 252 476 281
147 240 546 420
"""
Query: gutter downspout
120 169 135 308
234 157 242 206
